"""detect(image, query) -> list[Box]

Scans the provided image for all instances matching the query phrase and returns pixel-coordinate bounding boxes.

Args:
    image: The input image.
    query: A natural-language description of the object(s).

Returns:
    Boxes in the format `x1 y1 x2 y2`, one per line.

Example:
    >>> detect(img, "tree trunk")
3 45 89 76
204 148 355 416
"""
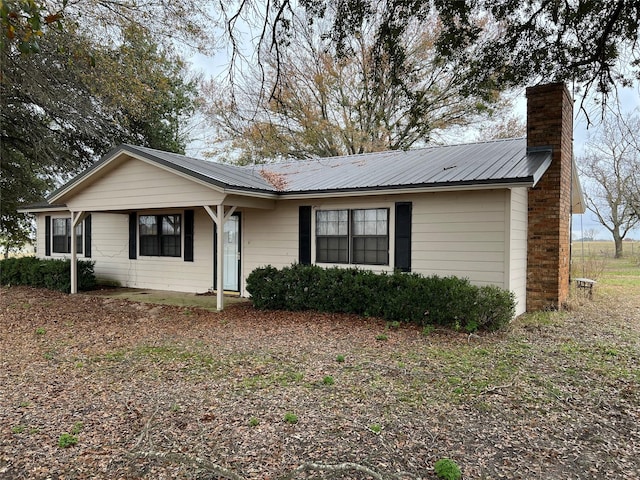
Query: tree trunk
613 230 623 258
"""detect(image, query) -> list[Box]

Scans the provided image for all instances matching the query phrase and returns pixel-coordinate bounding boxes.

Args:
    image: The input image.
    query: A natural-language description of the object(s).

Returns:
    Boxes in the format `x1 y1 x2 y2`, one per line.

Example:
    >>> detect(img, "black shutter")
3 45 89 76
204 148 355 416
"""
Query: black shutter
129 213 137 259
44 216 51 256
394 202 412 272
184 209 194 262
84 215 92 258
299 206 312 265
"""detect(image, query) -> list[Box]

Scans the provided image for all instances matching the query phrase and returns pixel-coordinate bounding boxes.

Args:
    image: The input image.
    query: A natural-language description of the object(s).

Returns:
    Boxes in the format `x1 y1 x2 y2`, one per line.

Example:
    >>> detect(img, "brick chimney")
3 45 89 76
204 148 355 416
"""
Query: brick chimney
526 83 573 311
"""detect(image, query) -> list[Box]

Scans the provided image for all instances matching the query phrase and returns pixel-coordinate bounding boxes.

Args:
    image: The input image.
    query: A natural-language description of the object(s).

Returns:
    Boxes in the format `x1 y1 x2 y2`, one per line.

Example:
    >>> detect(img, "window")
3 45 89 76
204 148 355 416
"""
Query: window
352 208 388 265
316 210 348 263
315 208 388 265
52 218 82 254
139 214 181 257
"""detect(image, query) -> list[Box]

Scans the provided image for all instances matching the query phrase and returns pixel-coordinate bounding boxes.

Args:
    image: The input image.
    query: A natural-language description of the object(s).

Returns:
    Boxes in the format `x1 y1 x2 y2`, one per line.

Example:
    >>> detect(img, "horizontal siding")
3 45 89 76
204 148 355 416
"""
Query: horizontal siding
89 210 214 292
35 188 522 301
243 202 299 276
66 158 225 211
411 190 507 288
509 188 528 315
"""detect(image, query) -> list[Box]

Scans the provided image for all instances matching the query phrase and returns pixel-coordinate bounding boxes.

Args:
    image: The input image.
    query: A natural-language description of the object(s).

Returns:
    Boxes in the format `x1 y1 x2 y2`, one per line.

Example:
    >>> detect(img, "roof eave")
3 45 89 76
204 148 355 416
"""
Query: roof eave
17 204 69 214
48 145 279 204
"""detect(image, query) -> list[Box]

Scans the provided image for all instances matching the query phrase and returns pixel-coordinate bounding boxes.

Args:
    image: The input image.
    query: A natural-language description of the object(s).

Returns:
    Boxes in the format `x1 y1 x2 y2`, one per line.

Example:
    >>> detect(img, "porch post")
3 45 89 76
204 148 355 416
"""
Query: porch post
70 211 85 294
216 204 224 311
204 204 237 312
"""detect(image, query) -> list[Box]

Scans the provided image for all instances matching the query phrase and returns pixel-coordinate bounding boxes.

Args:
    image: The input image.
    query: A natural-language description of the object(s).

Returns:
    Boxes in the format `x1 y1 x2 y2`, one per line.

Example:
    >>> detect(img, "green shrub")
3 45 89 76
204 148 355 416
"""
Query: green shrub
0 257 95 293
246 264 515 331
434 458 462 480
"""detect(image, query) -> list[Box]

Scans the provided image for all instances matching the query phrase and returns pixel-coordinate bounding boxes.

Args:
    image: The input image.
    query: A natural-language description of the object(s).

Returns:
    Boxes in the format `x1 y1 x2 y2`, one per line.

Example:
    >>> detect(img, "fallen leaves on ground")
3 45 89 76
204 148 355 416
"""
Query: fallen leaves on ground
0 285 639 479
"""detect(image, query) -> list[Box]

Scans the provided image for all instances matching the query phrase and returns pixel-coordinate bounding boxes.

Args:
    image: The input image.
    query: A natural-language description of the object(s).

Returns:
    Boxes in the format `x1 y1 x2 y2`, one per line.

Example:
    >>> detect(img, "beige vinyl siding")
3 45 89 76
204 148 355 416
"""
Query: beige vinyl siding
241 197 397 293
242 202 300 279
42 210 214 292
241 191 515 294
35 187 526 306
508 188 528 315
411 190 508 287
65 157 225 211
35 213 47 259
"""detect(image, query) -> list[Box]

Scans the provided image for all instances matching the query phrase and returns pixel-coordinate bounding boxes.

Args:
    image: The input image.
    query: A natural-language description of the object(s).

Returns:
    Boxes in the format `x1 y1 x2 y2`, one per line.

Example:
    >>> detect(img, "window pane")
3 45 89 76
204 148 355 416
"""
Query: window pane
75 224 83 254
139 216 157 235
162 215 181 235
53 237 67 253
317 210 348 236
338 210 348 235
338 237 348 262
53 219 67 236
353 235 388 265
161 236 180 256
138 214 182 257
52 218 70 253
316 237 328 263
352 237 364 263
316 235 348 263
365 209 376 222
316 210 348 263
140 236 158 256
353 208 387 236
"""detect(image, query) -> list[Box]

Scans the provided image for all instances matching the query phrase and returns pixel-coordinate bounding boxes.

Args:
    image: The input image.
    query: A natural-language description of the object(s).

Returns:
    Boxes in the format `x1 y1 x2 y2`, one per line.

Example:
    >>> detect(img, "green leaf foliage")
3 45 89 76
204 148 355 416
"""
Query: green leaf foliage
0 257 96 293
1 23 198 253
246 264 515 332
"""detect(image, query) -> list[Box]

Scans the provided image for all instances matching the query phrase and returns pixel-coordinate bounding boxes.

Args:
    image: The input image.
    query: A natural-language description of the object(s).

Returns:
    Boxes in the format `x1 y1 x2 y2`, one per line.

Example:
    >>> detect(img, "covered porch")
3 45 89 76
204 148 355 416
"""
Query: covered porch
67 203 244 311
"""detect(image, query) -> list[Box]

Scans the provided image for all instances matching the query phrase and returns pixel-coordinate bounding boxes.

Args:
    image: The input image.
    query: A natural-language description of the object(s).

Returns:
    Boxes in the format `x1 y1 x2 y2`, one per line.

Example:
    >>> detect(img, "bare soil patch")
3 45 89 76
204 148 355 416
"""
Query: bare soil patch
1 284 639 479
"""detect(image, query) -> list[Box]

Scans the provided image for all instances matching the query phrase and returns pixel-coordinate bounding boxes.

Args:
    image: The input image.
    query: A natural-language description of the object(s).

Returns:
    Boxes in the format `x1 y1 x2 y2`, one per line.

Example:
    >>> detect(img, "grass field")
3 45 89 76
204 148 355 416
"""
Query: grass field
571 240 640 286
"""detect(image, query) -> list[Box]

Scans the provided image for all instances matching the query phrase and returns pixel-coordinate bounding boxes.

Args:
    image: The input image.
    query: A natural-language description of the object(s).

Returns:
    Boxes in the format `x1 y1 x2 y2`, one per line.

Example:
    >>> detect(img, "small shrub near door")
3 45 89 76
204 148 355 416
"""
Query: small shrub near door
246 264 516 332
0 257 96 293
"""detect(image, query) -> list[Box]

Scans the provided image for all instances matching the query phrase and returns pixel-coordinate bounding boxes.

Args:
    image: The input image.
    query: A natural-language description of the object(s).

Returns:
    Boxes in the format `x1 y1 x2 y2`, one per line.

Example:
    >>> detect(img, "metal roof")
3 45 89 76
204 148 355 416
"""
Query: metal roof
125 145 275 192
46 138 550 204
240 137 550 194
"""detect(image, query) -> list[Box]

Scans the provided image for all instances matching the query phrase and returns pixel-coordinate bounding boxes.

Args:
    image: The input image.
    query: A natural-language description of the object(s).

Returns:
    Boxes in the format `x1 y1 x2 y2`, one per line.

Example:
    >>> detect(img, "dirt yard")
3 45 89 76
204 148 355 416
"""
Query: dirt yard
1 273 639 479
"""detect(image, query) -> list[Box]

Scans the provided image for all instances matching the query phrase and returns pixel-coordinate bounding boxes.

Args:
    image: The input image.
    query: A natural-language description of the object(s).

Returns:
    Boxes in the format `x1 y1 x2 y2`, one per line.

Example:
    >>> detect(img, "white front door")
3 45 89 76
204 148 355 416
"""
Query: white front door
222 215 240 291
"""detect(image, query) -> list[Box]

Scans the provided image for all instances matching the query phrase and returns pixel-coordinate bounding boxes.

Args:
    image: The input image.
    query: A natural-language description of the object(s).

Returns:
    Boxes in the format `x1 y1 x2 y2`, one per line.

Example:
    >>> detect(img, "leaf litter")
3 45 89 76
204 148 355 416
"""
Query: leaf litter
0 285 639 479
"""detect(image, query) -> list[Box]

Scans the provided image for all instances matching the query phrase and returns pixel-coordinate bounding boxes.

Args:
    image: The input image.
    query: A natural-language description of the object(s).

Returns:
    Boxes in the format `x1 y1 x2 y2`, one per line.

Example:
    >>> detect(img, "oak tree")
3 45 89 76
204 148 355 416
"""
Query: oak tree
0 23 198 254
221 0 640 108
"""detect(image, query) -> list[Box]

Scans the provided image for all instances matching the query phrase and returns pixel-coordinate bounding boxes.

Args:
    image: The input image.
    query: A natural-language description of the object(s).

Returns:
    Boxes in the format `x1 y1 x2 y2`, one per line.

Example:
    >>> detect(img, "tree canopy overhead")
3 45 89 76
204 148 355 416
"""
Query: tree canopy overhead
1 2 200 254
221 0 639 107
204 10 515 163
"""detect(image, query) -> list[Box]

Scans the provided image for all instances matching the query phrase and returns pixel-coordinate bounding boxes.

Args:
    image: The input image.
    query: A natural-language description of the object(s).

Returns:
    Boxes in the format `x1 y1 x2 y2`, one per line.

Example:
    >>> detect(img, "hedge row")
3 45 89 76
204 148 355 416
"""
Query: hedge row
246 264 515 332
0 256 96 293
